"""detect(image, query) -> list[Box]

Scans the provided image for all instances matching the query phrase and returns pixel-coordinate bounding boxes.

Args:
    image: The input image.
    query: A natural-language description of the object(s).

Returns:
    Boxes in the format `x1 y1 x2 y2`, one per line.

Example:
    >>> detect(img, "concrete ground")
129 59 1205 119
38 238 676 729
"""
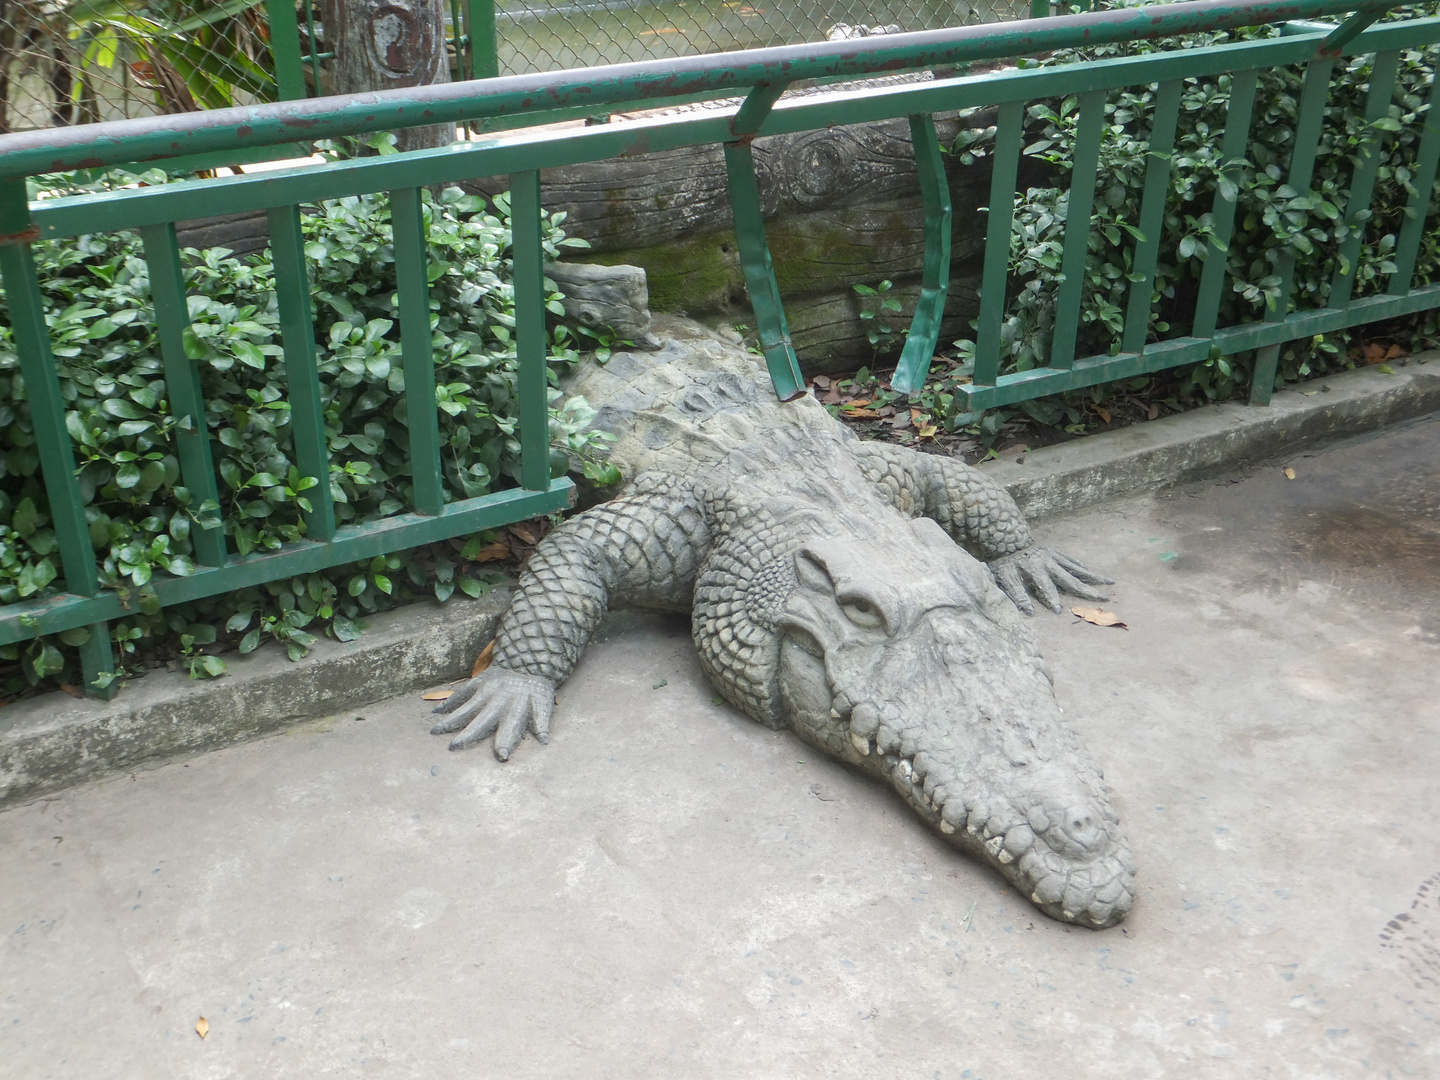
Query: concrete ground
2 415 1438 1079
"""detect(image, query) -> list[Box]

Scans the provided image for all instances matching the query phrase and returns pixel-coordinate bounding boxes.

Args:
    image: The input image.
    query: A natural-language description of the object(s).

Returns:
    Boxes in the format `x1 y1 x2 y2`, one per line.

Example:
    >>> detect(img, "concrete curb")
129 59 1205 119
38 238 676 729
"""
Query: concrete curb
983 361 1440 519
1 590 512 807
3 359 1435 808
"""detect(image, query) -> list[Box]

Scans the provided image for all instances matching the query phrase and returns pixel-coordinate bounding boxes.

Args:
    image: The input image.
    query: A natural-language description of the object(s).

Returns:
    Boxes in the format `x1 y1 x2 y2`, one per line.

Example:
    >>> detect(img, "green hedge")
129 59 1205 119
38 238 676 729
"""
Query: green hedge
0 178 612 693
944 21 1440 431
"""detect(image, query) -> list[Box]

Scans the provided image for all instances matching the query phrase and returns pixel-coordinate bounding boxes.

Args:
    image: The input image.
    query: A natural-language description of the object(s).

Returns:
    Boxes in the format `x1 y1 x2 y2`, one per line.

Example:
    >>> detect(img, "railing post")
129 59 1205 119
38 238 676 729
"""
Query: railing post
891 114 952 396
141 223 228 566
509 172 553 492
723 141 806 402
468 0 499 80
268 0 309 100
972 99 1025 388
267 205 338 540
0 180 116 697
390 188 446 515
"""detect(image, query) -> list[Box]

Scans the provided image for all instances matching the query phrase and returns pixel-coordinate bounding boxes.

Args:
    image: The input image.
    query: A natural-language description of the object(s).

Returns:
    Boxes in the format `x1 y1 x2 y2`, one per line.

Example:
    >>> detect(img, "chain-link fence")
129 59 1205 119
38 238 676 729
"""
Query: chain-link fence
0 0 1031 134
0 0 280 132
491 0 1028 74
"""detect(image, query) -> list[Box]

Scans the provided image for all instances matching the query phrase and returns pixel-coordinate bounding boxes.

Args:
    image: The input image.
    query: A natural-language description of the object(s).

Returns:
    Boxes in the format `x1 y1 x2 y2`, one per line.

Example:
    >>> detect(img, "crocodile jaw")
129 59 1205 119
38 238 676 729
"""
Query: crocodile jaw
774 547 1137 930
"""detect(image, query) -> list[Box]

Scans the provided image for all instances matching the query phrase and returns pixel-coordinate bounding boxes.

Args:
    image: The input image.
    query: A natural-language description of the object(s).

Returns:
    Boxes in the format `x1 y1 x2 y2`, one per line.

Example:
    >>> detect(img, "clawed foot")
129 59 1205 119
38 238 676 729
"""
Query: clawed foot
430 667 557 760
990 546 1113 615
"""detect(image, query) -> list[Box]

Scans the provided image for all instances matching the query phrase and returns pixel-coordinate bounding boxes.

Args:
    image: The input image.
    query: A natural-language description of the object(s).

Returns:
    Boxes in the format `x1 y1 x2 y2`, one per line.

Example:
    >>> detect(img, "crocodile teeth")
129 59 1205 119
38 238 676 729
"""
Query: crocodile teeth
849 731 870 755
997 849 1014 864
940 821 956 834
831 708 842 719
895 758 913 781
984 835 1005 857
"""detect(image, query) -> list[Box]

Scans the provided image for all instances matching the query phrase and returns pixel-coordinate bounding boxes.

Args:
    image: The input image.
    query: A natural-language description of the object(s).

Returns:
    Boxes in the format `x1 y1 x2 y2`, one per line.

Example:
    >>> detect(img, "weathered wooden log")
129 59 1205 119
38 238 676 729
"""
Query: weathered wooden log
175 210 272 258
464 111 1008 253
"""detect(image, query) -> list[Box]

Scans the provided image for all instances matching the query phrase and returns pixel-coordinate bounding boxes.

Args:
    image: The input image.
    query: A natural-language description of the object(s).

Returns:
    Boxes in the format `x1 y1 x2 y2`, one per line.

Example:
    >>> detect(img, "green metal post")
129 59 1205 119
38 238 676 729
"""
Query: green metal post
1249 57 1334 404
1389 69 1440 295
267 205 337 540
267 0 308 100
1049 89 1106 371
891 114 952 396
732 82 790 137
1121 79 1182 356
141 223 228 566
0 180 115 696
1192 69 1259 340
467 0 499 80
1329 50 1401 310
972 100 1025 388
723 141 806 401
509 172 553 492
1031 0 1050 17
390 188 446 515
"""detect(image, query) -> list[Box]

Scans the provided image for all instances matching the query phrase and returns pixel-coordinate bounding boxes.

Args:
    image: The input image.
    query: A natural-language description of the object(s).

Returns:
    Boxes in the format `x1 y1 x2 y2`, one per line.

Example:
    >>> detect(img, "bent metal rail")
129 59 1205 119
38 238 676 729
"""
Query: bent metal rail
0 0 1434 695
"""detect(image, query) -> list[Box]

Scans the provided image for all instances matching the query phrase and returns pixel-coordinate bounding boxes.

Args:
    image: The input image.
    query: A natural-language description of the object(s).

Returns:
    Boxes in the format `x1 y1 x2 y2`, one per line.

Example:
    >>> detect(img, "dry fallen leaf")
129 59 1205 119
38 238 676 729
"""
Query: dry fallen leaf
196 1017 209 1039
508 523 540 547
1283 466 1296 480
421 689 454 701
471 640 495 677
58 683 82 698
469 541 510 563
1387 343 1405 359
842 399 872 410
844 409 880 419
1071 606 1129 629
1364 342 1387 362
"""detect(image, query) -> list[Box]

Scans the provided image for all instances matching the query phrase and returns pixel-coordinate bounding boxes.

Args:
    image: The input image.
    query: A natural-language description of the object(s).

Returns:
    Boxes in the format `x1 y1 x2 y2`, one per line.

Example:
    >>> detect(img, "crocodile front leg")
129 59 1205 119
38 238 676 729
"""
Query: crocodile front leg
851 442 1111 615
432 475 709 759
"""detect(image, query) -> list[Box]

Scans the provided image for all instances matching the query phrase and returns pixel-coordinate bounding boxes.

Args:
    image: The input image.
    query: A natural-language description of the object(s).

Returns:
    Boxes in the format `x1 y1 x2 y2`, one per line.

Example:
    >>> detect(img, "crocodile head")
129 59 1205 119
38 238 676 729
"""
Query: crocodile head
772 516 1136 929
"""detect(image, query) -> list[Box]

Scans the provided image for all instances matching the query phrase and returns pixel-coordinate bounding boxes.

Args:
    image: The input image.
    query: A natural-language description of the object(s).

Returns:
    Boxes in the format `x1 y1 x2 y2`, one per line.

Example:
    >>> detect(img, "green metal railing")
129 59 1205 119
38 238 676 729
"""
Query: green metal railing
0 0 1436 697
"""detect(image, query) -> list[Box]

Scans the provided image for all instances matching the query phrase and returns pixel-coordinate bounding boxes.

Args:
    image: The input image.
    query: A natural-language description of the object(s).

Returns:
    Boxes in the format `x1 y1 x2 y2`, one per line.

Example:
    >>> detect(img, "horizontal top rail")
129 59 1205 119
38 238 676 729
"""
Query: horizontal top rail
0 0 1408 181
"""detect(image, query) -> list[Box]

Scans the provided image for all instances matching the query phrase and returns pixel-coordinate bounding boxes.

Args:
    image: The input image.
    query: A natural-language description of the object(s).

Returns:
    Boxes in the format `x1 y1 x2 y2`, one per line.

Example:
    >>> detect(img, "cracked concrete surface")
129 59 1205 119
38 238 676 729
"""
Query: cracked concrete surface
2 415 1437 1079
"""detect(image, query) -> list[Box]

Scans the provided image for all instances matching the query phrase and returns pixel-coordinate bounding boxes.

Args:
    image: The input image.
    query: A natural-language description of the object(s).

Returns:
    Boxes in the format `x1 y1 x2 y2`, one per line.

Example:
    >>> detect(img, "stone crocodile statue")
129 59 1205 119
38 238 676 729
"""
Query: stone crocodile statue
431 318 1136 929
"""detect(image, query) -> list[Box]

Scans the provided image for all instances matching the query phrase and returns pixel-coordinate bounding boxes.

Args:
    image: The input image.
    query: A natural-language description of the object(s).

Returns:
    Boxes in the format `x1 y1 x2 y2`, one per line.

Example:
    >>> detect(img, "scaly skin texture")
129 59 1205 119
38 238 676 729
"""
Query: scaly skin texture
431 319 1134 927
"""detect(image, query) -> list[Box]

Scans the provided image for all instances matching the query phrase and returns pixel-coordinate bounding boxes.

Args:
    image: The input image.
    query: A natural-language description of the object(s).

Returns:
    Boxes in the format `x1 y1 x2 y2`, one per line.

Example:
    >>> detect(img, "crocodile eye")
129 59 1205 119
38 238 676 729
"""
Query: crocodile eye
840 598 884 630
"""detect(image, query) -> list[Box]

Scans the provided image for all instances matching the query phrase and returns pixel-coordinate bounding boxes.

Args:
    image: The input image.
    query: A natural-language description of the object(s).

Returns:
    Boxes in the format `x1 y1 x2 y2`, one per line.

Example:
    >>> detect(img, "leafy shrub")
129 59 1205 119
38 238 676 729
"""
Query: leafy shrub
947 18 1440 424
0 180 611 693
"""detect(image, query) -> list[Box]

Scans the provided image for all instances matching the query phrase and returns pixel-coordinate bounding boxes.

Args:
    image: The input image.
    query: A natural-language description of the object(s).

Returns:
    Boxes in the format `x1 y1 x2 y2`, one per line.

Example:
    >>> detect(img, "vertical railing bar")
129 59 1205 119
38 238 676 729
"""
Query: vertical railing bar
140 222 228 566
1330 49 1402 310
1192 68 1260 341
1121 79 1182 356
304 0 322 92
509 171 553 492
722 141 806 401
1388 67 1440 296
267 205 337 541
972 99 1025 389
266 0 307 101
0 180 116 696
891 113 952 396
389 188 446 516
1049 89 1107 371
468 0 499 81
449 0 463 82
1250 57 1335 405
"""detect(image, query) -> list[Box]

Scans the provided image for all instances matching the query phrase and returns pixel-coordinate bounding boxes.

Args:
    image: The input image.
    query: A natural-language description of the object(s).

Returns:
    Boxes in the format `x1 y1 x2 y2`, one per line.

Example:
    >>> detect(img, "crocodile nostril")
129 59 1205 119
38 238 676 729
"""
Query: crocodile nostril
1063 804 1103 851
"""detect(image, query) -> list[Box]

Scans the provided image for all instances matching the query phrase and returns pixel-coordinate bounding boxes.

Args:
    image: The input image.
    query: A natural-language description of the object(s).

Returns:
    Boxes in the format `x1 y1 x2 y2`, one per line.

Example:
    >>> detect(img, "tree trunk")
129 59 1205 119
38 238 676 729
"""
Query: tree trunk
324 0 453 153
